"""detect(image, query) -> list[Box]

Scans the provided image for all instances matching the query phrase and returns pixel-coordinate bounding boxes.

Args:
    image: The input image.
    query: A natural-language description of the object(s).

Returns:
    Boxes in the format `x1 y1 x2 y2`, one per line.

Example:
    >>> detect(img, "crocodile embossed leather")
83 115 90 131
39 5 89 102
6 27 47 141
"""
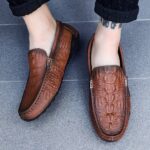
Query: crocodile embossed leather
88 36 130 142
18 21 79 121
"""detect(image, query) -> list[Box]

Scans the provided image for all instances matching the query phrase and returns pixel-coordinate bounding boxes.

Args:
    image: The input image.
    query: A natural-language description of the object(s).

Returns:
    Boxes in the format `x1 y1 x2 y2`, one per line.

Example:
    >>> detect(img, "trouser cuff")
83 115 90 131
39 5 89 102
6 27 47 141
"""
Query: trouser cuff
9 0 50 16
95 1 139 23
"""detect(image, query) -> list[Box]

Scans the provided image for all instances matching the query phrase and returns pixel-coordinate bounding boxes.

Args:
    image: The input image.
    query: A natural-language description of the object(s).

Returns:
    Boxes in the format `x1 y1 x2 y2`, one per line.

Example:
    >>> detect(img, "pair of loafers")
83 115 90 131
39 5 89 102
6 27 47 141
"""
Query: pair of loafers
18 21 130 142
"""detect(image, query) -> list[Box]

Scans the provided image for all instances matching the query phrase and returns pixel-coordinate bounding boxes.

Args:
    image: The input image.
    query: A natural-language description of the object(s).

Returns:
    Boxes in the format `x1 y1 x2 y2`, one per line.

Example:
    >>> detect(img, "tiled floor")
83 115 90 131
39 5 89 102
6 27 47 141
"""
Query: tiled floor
1 0 150 150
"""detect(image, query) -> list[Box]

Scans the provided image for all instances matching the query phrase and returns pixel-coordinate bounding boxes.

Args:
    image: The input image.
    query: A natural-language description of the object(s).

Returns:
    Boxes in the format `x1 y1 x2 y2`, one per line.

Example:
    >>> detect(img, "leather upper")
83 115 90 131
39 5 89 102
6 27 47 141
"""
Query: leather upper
19 49 47 112
91 66 126 135
19 21 78 120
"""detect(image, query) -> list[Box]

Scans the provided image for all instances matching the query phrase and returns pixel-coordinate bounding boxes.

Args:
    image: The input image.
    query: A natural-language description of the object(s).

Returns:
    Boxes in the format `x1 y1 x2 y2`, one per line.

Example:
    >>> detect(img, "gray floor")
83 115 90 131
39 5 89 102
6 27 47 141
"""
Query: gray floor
1 0 150 150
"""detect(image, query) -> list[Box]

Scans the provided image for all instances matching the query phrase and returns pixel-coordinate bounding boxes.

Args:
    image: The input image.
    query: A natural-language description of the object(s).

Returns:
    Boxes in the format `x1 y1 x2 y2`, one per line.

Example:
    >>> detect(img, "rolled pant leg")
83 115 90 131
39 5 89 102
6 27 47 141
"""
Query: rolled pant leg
95 0 139 23
7 0 50 16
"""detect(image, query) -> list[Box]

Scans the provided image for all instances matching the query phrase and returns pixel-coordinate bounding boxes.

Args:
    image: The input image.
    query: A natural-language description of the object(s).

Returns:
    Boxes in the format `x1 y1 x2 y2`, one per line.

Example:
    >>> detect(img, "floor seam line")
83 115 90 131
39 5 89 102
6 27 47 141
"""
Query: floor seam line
0 19 150 26
1 77 150 83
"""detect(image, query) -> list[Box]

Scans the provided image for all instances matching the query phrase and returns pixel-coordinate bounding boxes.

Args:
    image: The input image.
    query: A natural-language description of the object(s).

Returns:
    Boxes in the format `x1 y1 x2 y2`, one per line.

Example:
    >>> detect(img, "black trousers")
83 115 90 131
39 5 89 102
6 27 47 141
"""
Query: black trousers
7 0 139 23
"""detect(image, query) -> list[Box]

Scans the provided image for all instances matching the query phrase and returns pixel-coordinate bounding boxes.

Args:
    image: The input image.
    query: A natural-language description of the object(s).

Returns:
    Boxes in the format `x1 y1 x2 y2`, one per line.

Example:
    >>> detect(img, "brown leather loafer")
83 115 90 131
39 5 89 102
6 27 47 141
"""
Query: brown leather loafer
88 36 130 142
19 21 79 121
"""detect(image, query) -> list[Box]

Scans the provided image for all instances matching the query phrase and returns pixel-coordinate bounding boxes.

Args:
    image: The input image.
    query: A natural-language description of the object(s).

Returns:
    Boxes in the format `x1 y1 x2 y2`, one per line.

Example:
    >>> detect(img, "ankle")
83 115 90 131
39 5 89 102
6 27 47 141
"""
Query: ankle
94 21 121 47
29 21 56 42
91 20 122 68
23 4 57 55
29 25 56 55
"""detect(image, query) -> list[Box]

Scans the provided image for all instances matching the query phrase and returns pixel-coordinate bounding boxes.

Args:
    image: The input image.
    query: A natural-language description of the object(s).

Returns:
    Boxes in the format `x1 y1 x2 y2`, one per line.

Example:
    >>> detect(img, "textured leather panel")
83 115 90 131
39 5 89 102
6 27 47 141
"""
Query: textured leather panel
91 66 126 135
21 28 72 117
18 21 78 120
19 49 47 112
